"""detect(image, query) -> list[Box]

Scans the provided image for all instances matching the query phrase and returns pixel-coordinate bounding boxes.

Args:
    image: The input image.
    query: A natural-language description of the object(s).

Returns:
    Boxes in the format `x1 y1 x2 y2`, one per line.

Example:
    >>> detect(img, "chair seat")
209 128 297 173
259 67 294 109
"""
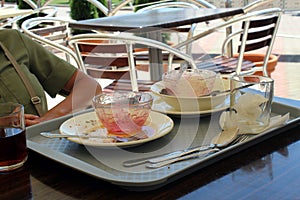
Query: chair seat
196 56 256 74
105 79 156 91
134 50 183 61
233 53 278 76
86 66 131 80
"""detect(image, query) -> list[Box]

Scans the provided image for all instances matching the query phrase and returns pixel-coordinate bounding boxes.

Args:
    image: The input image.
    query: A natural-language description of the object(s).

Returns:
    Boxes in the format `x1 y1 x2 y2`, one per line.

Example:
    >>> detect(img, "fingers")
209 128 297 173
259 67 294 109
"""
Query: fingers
25 114 39 120
24 114 40 127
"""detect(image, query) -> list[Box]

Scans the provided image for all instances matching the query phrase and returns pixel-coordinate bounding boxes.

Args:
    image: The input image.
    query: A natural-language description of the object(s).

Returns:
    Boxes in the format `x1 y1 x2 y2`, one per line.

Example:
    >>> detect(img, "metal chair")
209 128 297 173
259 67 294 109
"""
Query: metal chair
21 17 82 69
133 2 212 73
220 0 276 58
132 0 216 11
1 6 57 29
174 8 282 77
68 33 197 92
136 2 201 52
243 0 275 13
73 39 132 80
86 0 216 16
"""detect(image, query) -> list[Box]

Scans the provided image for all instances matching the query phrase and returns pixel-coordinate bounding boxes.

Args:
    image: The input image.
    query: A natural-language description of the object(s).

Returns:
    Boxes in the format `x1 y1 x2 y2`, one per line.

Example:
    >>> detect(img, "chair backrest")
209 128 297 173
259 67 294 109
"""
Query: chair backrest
136 2 200 32
133 0 216 11
0 5 57 29
237 15 279 53
136 2 200 12
68 33 196 92
136 2 202 56
75 40 132 80
86 0 216 17
243 0 274 13
174 8 282 77
222 8 281 75
21 17 81 69
30 23 68 47
22 17 69 60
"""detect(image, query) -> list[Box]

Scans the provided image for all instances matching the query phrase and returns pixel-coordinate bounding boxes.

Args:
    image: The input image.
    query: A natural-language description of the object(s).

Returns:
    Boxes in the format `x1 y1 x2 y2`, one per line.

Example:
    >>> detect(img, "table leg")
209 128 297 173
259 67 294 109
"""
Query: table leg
226 26 233 57
147 31 164 81
225 0 233 57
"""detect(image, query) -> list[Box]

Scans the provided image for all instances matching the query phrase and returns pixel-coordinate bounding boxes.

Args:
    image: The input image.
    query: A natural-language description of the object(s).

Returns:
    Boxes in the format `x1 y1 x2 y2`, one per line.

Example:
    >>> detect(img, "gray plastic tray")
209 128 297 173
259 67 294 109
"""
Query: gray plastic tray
26 98 300 191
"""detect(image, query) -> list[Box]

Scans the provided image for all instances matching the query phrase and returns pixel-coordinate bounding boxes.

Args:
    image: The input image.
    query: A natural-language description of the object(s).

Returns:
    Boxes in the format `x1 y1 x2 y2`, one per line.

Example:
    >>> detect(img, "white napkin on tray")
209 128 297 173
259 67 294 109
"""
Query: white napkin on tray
219 111 290 135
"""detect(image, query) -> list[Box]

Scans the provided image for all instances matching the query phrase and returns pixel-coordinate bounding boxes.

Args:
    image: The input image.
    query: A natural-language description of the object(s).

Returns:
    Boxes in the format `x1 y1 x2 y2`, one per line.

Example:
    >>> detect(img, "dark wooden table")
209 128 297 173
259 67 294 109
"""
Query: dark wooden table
1 97 300 199
69 7 244 81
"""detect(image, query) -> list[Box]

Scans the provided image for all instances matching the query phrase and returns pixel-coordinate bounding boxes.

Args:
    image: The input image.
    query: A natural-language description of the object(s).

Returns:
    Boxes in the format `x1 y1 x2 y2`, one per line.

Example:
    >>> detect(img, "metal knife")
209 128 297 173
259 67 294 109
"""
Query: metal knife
122 144 220 167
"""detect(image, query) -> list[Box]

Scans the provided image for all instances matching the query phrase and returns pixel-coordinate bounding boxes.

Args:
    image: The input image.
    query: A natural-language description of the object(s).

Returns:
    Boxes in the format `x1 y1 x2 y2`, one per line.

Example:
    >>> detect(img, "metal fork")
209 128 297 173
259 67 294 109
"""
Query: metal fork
146 134 252 168
123 134 252 168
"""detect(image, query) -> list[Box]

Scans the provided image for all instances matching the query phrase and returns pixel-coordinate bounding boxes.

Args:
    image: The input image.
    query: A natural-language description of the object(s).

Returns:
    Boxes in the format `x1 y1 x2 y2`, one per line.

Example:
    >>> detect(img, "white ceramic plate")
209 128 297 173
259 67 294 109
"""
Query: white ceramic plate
59 111 174 148
151 94 229 117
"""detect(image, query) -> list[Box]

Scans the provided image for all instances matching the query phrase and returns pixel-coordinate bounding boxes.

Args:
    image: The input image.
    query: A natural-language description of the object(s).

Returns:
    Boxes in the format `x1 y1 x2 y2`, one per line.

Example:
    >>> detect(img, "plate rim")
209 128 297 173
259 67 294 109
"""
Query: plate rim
150 81 228 100
150 79 229 115
151 99 229 115
59 111 174 147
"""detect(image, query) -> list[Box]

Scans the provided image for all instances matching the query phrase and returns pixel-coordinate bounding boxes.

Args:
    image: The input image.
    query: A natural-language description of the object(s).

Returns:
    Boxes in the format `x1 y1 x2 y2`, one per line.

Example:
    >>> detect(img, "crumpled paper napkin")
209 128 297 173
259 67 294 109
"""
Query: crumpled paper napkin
211 108 289 146
220 92 289 134
232 93 269 122
219 111 290 135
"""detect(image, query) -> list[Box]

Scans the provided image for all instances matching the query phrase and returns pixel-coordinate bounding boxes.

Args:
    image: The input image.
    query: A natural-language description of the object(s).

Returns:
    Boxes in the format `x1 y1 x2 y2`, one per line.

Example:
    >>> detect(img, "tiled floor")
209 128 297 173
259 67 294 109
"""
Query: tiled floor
263 13 300 101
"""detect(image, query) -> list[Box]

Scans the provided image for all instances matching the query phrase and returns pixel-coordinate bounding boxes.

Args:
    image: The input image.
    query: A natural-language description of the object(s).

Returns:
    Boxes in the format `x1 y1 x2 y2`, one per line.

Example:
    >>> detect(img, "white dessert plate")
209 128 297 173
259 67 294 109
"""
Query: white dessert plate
59 111 174 148
151 94 229 117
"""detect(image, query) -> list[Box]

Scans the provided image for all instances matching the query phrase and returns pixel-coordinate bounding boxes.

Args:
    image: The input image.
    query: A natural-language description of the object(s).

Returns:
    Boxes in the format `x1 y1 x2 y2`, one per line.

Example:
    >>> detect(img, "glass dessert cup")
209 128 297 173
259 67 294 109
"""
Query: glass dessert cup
93 92 153 137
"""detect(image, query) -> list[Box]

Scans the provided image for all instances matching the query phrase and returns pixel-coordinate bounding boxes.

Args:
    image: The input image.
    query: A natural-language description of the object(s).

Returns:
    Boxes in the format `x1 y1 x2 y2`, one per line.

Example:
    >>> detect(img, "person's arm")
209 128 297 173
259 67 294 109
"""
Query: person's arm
25 70 102 126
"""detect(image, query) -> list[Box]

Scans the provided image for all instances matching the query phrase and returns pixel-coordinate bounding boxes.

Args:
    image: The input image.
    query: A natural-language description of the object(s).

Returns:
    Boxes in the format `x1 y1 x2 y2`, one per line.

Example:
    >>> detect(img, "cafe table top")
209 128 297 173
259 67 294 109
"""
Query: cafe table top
1 97 300 199
69 7 244 32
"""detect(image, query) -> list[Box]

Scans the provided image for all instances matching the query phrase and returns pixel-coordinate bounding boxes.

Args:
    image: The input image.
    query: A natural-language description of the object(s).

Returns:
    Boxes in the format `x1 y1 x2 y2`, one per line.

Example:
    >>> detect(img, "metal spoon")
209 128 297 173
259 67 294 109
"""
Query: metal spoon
202 83 255 97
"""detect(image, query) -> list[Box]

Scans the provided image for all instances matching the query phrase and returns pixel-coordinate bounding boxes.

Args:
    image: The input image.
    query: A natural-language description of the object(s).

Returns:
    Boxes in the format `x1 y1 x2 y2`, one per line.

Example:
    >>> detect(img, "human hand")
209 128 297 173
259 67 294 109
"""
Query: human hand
25 114 40 126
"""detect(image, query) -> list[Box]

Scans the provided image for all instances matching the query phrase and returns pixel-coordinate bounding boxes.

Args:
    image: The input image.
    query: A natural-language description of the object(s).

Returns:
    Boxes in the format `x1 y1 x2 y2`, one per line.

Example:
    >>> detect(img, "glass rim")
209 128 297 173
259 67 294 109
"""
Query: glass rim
163 69 217 79
92 92 153 106
231 74 274 83
0 102 24 115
